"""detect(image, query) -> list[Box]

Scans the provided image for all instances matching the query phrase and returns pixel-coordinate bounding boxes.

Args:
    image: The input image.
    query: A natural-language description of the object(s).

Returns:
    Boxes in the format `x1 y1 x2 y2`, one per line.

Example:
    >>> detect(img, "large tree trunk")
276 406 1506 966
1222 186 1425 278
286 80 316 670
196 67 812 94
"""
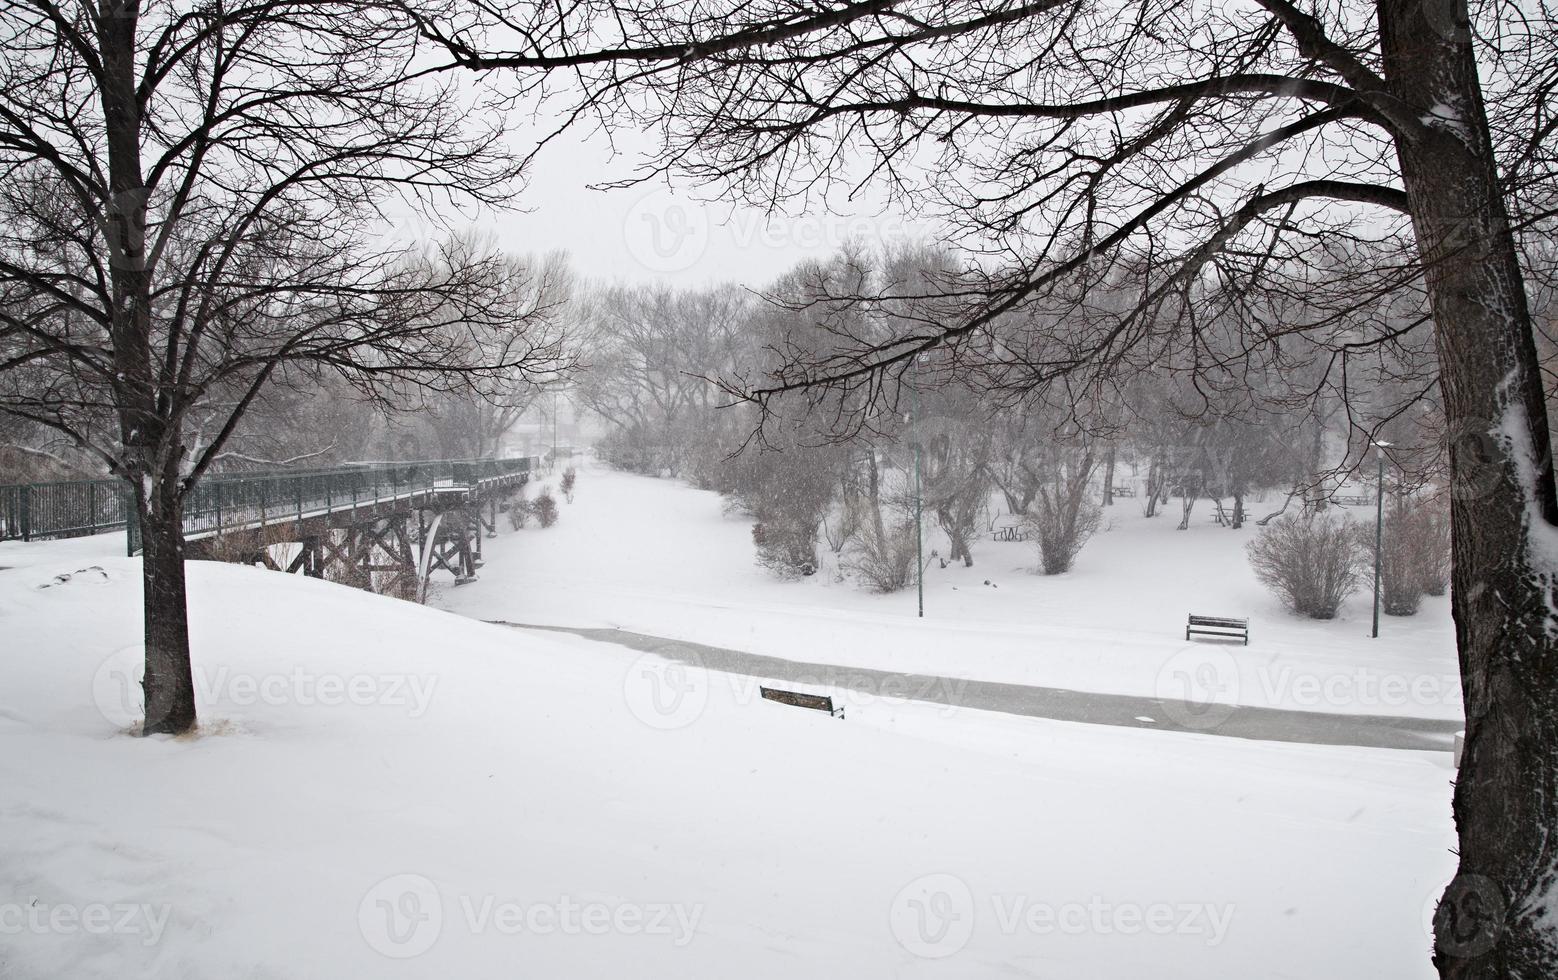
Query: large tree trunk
1380 1 1558 975
99 3 198 737
137 474 197 735
939 504 975 567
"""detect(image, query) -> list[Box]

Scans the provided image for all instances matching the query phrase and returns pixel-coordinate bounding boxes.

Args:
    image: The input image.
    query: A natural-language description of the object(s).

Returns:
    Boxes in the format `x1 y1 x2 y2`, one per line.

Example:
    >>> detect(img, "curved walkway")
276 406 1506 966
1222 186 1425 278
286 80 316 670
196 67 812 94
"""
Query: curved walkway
487 621 1463 752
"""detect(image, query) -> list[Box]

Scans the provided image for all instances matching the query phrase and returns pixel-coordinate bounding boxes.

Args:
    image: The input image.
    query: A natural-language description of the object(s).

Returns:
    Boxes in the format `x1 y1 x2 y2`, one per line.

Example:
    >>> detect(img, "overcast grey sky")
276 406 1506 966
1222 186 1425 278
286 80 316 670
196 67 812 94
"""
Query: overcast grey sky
461 127 936 289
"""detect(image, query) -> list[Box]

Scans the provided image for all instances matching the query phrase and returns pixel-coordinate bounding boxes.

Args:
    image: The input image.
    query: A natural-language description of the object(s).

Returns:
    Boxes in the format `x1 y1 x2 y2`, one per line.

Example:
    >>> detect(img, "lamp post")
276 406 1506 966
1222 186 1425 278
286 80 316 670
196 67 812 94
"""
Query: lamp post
912 352 929 618
539 383 571 472
915 422 924 619
1371 440 1391 638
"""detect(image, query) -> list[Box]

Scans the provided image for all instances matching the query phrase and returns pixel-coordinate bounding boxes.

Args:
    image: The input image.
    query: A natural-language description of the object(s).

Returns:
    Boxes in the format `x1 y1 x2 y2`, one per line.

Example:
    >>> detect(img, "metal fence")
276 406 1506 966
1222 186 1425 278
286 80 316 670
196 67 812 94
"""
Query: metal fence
0 456 535 554
0 479 130 543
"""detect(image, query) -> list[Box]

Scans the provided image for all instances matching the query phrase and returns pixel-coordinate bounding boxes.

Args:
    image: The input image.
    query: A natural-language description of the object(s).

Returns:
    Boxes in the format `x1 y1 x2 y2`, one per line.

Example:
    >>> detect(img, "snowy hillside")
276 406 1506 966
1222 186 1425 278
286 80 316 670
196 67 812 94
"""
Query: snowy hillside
1 506 1457 978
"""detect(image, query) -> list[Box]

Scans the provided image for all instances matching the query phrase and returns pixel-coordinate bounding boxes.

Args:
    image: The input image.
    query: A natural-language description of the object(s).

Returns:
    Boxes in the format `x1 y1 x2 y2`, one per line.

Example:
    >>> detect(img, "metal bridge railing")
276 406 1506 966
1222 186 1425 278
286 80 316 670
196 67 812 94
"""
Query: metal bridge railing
0 478 129 543
0 456 536 554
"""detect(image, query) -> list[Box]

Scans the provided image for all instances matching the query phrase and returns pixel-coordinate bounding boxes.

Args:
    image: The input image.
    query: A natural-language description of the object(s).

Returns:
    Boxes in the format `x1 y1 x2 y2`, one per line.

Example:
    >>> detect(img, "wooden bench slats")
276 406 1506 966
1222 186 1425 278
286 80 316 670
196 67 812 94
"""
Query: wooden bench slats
1186 614 1249 645
760 686 845 718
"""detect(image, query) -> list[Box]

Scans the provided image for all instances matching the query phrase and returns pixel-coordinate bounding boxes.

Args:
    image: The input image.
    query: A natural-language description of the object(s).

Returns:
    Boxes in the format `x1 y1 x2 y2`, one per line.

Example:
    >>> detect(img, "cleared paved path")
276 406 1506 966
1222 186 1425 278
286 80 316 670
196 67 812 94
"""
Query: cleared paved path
488 621 1463 752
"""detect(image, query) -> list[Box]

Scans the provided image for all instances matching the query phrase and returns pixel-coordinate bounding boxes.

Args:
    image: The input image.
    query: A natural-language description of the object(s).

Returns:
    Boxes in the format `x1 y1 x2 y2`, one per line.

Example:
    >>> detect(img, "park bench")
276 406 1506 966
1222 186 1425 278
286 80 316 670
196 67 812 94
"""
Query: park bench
1112 484 1137 497
1185 614 1249 645
991 525 1030 542
760 686 845 718
1332 493 1371 506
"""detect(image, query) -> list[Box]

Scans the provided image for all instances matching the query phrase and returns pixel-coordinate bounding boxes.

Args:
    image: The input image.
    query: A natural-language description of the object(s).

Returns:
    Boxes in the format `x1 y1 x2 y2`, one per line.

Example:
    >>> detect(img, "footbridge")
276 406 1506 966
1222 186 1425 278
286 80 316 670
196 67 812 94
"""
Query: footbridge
0 457 540 598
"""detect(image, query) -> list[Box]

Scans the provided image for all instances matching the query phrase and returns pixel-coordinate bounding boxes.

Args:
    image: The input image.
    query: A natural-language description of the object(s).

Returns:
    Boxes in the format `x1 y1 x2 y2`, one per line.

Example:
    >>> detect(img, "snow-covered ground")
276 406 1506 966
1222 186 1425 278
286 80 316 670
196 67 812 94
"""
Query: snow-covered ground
438 460 1463 721
0 472 1459 978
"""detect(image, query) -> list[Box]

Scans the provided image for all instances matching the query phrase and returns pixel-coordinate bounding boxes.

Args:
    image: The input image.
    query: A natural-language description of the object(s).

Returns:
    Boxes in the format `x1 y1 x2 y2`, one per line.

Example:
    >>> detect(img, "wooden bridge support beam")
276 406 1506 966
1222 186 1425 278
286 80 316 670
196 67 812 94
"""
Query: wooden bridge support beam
188 470 533 601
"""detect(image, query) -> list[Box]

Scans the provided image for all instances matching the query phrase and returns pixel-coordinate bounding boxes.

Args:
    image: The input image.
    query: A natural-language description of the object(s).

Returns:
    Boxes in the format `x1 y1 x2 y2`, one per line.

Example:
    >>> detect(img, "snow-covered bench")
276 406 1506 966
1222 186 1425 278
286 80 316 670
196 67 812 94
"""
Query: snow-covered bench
760 686 845 719
1186 614 1249 645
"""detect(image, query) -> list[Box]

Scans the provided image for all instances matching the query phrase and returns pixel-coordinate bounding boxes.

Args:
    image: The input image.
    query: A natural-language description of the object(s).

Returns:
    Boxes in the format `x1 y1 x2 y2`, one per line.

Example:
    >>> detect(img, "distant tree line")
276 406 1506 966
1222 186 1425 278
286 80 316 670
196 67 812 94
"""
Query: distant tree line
578 243 1469 597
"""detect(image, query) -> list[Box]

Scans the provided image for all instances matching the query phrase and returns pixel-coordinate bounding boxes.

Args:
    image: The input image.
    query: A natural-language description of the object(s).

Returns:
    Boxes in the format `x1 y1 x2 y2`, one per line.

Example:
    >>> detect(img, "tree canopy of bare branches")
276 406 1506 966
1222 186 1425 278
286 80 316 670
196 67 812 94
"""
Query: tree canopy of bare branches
0 0 568 735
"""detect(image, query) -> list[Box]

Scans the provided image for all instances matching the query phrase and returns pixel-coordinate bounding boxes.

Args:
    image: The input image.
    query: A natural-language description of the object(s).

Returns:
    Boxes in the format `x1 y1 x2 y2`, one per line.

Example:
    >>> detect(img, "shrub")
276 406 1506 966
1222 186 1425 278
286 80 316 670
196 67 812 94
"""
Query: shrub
821 499 858 555
1029 496 1102 575
843 515 918 592
752 517 820 578
560 466 577 503
505 497 530 530
1375 499 1424 616
1371 497 1452 615
1022 446 1102 575
729 442 839 580
1378 529 1424 616
596 426 660 474
534 488 559 528
1417 504 1452 596
1247 512 1365 619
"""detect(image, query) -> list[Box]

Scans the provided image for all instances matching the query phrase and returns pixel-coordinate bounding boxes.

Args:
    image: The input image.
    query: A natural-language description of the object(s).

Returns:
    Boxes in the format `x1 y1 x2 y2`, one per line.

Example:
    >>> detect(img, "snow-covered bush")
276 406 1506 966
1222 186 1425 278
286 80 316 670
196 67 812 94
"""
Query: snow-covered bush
505 497 530 530
534 488 559 528
1377 528 1424 616
560 467 577 503
1371 497 1452 615
725 438 840 580
595 425 660 474
1027 449 1103 575
1376 501 1422 616
752 517 820 578
1416 503 1452 596
1246 512 1364 619
820 500 858 555
843 516 917 593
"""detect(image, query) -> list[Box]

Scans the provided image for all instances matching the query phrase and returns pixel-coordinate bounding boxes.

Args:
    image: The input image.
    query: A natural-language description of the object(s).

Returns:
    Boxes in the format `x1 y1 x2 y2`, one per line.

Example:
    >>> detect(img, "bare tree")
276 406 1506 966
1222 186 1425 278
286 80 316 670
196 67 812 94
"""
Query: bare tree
411 249 574 459
0 0 565 735
577 282 748 477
